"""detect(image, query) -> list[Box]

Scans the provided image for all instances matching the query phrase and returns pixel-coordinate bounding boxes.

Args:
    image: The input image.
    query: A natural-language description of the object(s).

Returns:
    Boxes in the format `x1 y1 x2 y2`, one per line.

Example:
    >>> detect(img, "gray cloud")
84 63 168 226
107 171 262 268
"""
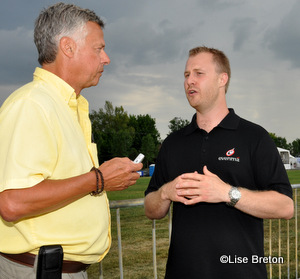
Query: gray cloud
195 0 243 11
230 18 257 51
105 18 192 68
0 1 40 30
0 27 37 85
265 1 300 68
1 0 300 143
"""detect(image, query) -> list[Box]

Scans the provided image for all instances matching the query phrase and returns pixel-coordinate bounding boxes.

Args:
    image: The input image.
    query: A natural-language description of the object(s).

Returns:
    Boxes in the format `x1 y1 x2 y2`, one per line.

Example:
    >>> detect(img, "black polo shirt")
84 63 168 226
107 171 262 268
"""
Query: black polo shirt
145 109 292 279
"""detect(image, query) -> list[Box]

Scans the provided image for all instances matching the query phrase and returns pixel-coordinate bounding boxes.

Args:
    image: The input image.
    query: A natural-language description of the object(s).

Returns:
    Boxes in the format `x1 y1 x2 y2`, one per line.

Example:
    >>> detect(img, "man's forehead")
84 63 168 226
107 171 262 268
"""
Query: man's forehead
185 52 214 70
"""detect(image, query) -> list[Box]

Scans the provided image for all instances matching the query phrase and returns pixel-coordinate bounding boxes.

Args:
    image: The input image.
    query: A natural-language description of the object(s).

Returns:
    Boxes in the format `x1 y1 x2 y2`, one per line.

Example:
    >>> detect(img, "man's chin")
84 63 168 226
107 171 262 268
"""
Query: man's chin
186 97 197 108
87 77 101 88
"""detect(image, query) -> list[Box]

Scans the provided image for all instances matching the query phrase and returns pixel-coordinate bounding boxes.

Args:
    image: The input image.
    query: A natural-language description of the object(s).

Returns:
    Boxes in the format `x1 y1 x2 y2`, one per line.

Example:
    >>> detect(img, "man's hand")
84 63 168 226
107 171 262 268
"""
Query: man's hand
175 166 231 205
99 157 143 191
159 176 192 204
145 166 230 220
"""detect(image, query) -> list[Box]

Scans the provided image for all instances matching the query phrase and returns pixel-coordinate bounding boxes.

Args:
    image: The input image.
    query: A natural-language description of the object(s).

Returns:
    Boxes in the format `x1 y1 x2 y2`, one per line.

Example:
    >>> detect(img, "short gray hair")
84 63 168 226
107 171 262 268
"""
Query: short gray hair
34 2 104 65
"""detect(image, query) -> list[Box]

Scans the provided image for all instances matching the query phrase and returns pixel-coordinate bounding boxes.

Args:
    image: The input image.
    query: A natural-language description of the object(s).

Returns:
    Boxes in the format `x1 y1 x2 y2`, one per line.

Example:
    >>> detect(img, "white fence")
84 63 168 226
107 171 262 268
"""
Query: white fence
98 184 300 279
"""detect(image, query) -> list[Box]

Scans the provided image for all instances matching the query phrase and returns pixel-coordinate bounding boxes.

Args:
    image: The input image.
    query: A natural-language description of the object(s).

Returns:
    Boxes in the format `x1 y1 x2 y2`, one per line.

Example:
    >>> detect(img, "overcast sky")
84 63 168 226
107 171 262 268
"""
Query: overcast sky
1 0 300 143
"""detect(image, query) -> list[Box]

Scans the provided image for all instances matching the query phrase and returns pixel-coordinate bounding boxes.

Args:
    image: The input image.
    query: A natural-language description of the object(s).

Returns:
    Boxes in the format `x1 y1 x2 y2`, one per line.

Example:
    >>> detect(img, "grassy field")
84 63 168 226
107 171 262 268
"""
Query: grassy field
87 170 300 279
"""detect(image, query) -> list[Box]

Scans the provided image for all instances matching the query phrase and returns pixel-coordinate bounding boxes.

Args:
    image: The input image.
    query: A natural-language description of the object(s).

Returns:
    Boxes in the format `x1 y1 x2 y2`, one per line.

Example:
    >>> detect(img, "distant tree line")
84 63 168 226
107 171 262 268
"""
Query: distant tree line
269 133 300 157
90 102 300 166
167 117 190 136
90 101 160 167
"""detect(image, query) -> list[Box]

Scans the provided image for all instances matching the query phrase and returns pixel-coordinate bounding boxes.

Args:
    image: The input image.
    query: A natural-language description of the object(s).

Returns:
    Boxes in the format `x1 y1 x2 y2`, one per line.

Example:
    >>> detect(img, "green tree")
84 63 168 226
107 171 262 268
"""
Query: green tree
110 129 135 157
129 114 161 160
90 101 134 163
140 134 156 167
168 117 190 135
90 101 161 165
269 133 289 150
290 138 300 157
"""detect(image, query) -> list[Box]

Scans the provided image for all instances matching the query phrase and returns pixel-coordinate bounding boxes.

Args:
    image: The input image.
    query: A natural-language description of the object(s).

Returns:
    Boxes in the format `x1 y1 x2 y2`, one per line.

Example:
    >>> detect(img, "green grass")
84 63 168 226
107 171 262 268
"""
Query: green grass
287 169 300 185
87 170 300 279
264 169 300 279
106 177 150 200
87 176 168 279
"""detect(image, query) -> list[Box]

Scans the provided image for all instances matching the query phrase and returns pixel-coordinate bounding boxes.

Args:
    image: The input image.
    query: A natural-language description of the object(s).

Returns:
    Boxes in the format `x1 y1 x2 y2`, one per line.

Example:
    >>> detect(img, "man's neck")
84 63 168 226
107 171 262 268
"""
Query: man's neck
196 106 229 133
42 63 81 96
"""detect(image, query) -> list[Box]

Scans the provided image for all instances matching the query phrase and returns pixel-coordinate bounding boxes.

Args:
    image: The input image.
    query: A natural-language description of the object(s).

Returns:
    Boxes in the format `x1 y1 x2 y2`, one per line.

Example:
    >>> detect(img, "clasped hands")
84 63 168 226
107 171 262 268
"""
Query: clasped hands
163 166 231 205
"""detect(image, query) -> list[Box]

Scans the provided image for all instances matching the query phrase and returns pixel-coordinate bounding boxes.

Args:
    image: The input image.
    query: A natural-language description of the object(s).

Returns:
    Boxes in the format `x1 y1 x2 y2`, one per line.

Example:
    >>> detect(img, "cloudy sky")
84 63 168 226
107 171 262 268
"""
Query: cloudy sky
1 0 300 143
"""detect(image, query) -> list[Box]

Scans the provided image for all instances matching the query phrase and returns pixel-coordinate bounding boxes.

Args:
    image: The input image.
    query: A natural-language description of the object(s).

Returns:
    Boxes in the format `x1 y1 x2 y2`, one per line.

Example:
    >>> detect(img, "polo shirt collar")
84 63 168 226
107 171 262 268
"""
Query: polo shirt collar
218 108 240 130
33 67 75 103
33 67 89 111
185 108 240 135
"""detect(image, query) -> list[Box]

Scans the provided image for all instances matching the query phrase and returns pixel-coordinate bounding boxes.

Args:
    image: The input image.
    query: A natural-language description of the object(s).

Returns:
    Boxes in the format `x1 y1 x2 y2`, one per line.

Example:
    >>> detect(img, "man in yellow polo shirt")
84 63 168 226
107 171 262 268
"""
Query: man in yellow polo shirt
0 3 142 279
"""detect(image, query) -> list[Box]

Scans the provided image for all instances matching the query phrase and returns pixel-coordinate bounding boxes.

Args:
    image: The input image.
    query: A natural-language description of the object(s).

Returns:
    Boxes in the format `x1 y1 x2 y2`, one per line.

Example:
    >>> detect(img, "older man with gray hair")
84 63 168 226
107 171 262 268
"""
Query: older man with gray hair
0 3 142 278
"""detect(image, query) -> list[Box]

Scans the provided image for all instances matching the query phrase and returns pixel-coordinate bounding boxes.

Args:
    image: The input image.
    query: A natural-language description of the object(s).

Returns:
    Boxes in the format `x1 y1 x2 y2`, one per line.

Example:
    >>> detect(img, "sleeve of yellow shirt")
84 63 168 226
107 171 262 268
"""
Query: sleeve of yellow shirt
0 96 57 191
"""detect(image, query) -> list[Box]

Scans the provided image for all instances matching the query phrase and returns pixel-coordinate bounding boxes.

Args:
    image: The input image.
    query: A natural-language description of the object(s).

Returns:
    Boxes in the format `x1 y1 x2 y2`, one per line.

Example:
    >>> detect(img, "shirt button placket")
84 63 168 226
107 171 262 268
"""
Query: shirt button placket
200 133 209 168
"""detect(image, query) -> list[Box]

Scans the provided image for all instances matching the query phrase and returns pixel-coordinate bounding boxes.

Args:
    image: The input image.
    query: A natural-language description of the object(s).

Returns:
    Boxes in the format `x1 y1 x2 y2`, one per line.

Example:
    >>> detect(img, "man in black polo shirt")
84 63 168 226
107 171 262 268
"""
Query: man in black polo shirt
144 46 294 279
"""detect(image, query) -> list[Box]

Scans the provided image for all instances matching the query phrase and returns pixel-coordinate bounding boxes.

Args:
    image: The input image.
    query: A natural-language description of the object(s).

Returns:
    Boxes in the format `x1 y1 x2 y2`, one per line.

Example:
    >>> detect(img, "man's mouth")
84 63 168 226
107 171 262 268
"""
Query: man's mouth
188 89 197 95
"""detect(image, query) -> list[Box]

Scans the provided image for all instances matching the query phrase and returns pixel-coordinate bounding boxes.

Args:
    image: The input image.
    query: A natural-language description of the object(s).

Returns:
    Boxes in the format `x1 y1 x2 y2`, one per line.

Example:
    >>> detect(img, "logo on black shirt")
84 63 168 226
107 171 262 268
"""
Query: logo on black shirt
226 148 235 156
218 148 240 162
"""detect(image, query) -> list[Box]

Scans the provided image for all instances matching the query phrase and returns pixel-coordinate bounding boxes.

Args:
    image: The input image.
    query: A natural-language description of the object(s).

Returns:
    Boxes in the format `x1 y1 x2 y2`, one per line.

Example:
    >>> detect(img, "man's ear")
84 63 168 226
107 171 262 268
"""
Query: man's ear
219 73 228 89
60 36 76 58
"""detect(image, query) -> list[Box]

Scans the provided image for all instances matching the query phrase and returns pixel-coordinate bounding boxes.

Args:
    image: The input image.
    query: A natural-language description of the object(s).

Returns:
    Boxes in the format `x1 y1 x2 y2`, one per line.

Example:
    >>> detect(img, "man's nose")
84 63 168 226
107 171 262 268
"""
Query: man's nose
102 50 110 65
186 75 195 86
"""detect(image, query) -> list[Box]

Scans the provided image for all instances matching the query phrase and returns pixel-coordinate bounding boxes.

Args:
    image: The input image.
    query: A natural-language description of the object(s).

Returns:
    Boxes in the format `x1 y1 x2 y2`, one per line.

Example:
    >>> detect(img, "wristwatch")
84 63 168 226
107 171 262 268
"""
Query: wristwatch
226 186 241 207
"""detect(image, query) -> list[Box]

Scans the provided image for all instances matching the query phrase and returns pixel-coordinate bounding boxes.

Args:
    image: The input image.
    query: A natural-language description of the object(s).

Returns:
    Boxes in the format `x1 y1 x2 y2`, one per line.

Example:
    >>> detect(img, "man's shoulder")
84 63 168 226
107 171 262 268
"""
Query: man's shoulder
226 109 267 134
3 78 60 106
238 116 269 135
0 83 64 126
164 124 192 141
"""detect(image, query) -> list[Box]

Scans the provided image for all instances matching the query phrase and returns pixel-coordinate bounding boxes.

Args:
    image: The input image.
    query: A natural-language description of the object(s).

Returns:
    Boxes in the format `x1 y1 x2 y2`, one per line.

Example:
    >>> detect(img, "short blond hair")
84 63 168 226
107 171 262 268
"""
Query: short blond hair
189 46 231 93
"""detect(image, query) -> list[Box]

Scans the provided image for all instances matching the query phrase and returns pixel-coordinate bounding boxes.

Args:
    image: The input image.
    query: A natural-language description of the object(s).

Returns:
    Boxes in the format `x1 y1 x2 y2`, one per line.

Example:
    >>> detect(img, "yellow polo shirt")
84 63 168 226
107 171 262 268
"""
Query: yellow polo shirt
0 68 111 264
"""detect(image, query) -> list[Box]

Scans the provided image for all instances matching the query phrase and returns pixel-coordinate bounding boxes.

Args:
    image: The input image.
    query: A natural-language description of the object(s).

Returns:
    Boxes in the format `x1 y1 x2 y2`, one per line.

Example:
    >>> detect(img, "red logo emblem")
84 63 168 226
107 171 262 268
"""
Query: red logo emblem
226 148 235 157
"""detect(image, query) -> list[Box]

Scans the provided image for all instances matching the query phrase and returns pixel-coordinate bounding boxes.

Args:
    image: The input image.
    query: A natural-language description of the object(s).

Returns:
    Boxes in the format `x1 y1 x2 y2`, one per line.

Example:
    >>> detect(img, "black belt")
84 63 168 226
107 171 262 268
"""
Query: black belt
0 252 90 273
